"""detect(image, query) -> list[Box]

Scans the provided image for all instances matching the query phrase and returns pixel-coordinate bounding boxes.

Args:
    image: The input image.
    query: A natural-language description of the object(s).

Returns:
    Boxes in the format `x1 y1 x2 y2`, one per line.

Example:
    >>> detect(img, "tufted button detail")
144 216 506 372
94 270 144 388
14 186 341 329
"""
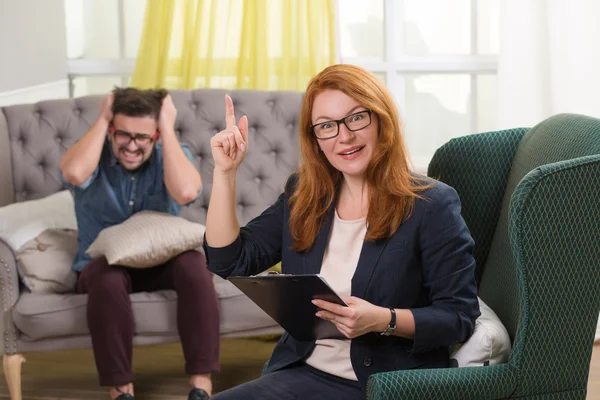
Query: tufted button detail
286 123 294 130
271 150 277 157
74 108 81 116
176 129 182 136
267 100 274 107
21 191 28 198
213 128 220 135
250 126 257 134
34 111 41 118
37 243 48 252
363 356 372 367
190 103 197 110
254 177 262 184
55 136 63 144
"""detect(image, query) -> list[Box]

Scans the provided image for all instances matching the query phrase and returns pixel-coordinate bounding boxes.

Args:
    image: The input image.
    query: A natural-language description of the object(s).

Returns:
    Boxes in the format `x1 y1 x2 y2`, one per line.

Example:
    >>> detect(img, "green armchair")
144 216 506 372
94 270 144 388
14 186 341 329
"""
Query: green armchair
367 113 600 399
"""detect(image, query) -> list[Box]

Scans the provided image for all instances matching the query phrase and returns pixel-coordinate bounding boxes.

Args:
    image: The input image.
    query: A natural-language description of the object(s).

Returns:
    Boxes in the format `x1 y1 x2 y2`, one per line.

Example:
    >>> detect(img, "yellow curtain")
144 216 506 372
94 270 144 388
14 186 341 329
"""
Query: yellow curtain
131 0 337 91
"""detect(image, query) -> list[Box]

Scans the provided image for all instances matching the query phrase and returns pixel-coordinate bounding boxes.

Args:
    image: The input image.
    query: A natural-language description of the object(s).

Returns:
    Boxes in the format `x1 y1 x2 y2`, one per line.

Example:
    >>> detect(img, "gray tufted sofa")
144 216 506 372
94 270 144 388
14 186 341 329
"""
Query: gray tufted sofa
0 88 303 398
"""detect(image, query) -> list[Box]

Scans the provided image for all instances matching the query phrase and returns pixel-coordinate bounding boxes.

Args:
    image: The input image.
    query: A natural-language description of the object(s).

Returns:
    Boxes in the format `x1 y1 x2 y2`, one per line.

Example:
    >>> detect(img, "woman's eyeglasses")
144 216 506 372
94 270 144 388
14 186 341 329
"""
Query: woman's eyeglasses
311 110 373 140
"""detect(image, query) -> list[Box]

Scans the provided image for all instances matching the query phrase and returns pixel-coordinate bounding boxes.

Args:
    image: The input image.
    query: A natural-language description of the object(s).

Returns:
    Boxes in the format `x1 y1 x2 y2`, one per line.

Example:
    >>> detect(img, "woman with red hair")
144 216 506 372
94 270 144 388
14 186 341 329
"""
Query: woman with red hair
204 64 480 399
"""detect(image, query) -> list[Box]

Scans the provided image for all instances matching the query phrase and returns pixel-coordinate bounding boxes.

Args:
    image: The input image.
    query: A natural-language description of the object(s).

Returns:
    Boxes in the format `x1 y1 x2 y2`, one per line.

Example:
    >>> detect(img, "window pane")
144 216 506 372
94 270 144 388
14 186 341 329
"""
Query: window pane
338 0 384 61
374 72 386 85
477 0 500 54
72 76 124 97
402 74 472 161
64 0 85 59
81 0 120 58
124 0 147 58
400 0 471 56
476 74 498 132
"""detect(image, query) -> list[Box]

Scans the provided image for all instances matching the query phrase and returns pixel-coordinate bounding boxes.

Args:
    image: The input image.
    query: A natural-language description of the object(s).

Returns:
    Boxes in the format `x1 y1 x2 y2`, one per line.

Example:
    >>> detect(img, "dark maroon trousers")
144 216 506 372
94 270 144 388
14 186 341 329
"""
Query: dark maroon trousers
77 250 220 387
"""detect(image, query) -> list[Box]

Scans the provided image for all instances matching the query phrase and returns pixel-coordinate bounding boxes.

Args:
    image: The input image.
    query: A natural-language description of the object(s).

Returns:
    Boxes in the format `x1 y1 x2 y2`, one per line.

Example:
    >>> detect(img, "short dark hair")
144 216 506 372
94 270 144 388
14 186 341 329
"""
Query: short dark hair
111 87 168 121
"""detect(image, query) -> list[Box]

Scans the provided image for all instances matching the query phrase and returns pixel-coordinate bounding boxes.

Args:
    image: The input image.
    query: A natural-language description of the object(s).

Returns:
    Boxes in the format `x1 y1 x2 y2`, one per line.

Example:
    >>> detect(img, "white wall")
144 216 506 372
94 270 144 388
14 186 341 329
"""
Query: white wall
0 0 69 105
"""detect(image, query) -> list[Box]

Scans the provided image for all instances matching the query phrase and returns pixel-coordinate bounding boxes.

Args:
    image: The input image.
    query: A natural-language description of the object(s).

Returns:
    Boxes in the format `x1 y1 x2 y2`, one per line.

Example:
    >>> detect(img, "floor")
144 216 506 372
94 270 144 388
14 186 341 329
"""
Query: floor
0 338 278 399
1 339 600 399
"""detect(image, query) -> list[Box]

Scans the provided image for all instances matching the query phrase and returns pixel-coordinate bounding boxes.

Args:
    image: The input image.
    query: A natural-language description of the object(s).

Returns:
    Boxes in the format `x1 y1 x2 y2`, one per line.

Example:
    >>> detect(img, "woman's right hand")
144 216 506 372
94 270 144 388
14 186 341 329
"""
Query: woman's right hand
210 95 249 174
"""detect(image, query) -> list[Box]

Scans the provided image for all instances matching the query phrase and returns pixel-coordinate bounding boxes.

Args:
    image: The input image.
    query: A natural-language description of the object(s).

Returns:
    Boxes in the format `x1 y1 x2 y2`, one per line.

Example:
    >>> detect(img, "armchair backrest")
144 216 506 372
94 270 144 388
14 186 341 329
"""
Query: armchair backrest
480 113 600 395
431 113 600 397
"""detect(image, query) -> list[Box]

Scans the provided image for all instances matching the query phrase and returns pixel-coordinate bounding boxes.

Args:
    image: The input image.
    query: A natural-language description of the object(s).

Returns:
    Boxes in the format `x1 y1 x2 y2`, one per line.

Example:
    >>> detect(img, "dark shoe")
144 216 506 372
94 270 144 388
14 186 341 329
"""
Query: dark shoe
115 394 135 400
188 387 211 400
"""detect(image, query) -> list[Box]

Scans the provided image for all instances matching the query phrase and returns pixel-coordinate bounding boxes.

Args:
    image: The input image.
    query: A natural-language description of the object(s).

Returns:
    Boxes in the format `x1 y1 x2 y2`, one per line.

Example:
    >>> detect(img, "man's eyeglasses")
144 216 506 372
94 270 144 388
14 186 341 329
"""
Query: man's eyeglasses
109 127 158 148
311 110 373 140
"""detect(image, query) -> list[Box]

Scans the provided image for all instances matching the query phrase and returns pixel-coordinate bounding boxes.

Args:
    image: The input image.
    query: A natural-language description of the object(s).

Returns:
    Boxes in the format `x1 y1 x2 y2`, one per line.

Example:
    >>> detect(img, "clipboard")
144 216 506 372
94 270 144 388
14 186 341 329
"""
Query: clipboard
228 273 347 341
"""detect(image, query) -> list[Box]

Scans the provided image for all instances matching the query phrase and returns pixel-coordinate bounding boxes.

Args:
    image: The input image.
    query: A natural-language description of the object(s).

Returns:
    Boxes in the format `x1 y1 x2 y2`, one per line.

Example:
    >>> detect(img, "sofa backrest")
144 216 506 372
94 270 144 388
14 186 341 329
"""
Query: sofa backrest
0 88 304 226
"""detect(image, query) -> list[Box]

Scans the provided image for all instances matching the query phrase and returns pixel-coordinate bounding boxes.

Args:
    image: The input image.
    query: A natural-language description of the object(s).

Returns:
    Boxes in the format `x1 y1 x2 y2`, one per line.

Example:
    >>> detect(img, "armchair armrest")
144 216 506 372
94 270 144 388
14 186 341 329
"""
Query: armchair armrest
0 238 20 354
366 364 516 400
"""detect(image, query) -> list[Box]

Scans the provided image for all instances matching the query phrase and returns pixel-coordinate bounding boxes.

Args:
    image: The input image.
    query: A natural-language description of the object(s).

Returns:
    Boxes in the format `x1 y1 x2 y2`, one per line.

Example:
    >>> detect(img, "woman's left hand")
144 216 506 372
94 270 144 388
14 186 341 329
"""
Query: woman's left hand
313 297 387 339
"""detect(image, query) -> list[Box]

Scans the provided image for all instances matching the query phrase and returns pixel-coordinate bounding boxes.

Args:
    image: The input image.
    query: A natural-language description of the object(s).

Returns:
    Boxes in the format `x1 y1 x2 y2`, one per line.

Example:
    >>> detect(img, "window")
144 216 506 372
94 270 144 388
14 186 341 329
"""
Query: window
64 0 499 168
338 0 499 169
64 0 144 97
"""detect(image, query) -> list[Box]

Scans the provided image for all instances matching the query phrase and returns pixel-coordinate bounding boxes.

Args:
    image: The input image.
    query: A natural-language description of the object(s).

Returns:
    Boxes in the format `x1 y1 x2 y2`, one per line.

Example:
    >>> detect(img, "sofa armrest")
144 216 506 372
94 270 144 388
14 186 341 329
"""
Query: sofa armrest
0 239 19 311
0 238 20 354
366 364 516 400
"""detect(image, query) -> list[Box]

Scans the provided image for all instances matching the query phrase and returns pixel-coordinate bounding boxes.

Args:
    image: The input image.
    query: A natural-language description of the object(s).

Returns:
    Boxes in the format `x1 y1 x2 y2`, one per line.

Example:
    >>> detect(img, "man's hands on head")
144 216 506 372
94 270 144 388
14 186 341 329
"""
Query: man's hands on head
99 94 114 126
59 93 115 187
158 94 177 137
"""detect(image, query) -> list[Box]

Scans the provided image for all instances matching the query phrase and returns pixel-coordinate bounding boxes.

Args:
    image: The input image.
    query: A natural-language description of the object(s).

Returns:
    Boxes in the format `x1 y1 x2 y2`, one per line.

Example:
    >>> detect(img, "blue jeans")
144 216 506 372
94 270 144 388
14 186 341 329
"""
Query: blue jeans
212 363 365 400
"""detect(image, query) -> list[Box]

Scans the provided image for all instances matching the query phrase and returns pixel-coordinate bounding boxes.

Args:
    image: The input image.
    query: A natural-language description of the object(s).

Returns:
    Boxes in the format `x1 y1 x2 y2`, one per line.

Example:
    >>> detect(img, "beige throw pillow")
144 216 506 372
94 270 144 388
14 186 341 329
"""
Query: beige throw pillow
85 211 206 268
16 228 79 294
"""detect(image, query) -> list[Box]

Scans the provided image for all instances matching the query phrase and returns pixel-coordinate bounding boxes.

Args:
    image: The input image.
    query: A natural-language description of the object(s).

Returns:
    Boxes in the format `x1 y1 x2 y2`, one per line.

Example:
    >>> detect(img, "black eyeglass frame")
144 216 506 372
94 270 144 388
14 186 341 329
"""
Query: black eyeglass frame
310 109 373 140
110 127 157 147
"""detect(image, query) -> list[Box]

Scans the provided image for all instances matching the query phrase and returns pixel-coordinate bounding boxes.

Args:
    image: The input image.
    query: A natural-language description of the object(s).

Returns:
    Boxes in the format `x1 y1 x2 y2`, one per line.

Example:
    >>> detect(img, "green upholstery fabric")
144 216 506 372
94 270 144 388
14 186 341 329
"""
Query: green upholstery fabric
366 364 516 400
365 113 600 399
506 154 600 397
480 114 600 344
427 128 528 283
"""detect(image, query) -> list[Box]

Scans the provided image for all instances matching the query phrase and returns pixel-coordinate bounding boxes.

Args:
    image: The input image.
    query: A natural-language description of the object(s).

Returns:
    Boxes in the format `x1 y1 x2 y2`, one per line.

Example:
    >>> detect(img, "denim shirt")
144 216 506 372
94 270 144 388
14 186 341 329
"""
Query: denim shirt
59 139 199 272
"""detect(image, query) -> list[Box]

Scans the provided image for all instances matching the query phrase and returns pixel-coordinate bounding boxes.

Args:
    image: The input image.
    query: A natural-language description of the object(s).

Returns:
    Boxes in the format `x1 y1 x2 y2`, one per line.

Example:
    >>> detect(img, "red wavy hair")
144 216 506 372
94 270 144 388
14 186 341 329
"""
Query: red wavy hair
289 64 431 252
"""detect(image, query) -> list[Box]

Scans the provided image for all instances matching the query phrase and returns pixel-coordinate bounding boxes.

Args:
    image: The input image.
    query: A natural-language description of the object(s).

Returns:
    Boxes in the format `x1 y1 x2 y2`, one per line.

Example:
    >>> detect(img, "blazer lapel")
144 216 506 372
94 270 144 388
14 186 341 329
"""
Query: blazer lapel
302 202 335 275
352 238 389 299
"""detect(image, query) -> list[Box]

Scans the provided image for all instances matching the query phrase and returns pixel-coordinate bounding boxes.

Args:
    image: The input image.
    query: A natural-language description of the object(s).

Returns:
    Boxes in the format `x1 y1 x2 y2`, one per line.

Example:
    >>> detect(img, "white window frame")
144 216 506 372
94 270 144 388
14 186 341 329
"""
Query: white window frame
66 0 133 97
67 0 497 171
342 0 498 170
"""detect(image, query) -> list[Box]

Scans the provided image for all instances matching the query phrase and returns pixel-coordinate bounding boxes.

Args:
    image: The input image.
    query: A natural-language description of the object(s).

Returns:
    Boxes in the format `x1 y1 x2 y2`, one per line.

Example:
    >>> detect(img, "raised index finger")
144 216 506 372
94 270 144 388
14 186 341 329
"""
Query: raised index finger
225 94 236 128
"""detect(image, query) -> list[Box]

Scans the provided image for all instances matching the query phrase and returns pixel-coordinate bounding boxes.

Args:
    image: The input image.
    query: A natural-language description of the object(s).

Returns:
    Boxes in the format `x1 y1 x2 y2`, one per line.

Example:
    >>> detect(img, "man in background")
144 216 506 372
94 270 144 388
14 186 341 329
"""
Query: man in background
59 88 218 400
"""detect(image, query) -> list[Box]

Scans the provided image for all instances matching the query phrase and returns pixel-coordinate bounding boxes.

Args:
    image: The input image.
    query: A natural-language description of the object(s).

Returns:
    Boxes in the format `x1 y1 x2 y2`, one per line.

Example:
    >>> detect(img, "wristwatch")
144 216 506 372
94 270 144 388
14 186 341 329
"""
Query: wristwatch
380 308 396 336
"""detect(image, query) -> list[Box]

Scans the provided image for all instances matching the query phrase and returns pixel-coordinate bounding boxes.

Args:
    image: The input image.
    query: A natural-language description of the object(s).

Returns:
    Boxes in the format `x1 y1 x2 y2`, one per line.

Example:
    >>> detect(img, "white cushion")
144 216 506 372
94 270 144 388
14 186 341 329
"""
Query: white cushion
86 210 206 268
450 297 512 367
0 191 77 251
16 228 78 294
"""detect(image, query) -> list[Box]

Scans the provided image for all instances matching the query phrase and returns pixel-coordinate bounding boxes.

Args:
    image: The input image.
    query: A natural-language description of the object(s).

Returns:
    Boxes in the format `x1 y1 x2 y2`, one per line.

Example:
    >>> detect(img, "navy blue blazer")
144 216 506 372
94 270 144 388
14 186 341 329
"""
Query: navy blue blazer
204 173 480 390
